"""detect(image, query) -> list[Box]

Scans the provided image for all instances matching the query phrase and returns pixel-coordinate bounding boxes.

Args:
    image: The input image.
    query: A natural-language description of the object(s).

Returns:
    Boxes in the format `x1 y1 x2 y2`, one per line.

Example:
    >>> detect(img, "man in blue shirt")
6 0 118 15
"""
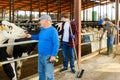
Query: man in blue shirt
26 14 59 80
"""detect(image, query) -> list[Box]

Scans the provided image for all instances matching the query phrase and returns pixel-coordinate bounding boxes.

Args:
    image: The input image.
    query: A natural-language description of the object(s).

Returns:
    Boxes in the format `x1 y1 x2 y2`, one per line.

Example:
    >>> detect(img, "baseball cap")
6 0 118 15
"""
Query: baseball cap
99 19 104 24
38 14 52 22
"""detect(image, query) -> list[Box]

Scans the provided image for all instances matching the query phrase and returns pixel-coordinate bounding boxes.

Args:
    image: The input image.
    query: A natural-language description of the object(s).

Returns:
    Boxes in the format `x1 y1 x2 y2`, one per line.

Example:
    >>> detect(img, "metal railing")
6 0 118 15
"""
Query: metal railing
0 31 119 66
0 40 62 66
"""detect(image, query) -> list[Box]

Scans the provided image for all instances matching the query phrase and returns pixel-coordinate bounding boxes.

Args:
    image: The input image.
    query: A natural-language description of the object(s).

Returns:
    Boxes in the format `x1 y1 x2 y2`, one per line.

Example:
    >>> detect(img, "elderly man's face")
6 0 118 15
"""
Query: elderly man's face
61 17 66 22
39 19 46 27
101 21 105 25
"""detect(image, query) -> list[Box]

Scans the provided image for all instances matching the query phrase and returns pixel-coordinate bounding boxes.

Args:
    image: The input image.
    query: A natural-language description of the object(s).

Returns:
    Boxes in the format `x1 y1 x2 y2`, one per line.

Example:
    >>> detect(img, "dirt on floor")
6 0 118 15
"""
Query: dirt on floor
55 53 120 80
1 45 120 80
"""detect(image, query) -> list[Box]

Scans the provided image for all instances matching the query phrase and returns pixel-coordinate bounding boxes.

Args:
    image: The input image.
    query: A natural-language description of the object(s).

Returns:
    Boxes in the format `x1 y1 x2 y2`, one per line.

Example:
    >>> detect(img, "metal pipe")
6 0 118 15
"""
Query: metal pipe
0 40 38 47
0 48 62 66
38 0 41 17
0 54 38 66
71 0 74 20
111 3 113 20
115 0 119 49
25 11 27 19
100 0 101 19
83 3 85 21
9 0 12 22
2 8 4 20
70 0 72 20
106 0 107 18
30 0 32 21
46 0 48 14
17 10 18 21
12 0 15 23
57 0 61 21
74 0 81 63
92 0 94 21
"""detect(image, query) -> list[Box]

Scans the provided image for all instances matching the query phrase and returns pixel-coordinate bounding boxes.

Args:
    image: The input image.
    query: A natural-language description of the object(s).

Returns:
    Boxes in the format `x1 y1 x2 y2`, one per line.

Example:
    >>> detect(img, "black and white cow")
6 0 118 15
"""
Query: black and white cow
0 20 38 80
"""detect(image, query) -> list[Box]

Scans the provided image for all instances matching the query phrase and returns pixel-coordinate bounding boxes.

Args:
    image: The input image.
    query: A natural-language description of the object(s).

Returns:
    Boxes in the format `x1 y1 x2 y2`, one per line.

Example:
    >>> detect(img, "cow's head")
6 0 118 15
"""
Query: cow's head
1 20 27 39
0 20 27 44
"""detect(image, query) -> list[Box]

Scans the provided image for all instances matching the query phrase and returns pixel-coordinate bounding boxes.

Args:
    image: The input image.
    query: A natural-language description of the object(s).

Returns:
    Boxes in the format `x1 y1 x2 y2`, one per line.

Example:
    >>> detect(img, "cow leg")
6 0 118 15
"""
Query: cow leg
16 59 23 79
7 57 17 80
3 63 15 80
15 52 30 79
2 58 17 80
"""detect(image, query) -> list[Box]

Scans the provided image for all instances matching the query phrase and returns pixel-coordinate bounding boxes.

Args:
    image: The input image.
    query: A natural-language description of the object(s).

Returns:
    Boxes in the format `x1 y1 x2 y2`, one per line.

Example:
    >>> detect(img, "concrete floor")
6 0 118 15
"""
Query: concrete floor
55 54 120 80
23 53 120 80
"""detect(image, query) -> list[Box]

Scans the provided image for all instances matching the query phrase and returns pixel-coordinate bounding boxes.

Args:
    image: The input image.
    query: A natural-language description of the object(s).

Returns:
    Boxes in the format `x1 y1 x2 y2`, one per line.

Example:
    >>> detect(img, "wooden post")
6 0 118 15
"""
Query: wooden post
74 0 81 63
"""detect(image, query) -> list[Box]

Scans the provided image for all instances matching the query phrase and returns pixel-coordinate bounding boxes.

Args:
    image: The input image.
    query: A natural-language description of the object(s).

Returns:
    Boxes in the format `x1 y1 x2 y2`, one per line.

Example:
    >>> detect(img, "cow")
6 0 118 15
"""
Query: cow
0 20 38 80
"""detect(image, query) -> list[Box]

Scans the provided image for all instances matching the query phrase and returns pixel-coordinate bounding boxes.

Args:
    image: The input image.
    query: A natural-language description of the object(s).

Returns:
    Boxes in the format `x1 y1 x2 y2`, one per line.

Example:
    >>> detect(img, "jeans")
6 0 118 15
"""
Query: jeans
38 54 54 80
62 41 75 69
107 35 114 54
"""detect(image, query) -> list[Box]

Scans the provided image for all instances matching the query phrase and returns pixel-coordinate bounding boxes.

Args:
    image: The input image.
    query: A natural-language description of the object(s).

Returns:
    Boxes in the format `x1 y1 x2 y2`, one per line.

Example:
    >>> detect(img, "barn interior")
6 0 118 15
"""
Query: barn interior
0 0 120 80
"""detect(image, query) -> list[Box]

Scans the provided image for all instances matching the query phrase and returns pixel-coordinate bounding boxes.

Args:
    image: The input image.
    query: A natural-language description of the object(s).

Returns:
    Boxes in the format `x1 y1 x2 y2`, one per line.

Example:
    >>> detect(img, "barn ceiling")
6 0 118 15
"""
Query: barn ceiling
0 0 114 13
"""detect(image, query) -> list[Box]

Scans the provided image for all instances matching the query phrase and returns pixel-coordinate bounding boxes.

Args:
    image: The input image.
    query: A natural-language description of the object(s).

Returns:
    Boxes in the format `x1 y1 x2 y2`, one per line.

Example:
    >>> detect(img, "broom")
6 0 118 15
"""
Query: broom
69 23 84 78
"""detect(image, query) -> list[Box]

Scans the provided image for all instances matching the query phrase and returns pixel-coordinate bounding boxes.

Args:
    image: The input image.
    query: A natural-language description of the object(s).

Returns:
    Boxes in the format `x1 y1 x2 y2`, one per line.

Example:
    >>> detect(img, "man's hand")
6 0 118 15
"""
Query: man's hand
100 36 103 41
115 25 119 31
49 56 56 62
25 34 31 38
70 35 75 39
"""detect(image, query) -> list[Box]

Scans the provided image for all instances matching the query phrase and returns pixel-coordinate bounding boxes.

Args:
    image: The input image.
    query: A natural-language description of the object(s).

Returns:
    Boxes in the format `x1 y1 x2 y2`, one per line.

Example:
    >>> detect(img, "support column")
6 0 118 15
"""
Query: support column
46 0 48 14
70 0 72 20
106 1 107 18
9 0 12 22
17 10 19 21
74 0 81 63
38 0 41 17
92 1 94 21
57 0 61 21
100 1 101 19
115 0 119 47
71 0 74 20
12 0 15 23
2 8 4 20
30 0 32 21
25 11 27 19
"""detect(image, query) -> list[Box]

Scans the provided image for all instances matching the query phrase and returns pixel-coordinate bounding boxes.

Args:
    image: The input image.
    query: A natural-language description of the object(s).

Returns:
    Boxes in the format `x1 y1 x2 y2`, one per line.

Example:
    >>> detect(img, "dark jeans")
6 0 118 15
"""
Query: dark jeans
62 41 75 69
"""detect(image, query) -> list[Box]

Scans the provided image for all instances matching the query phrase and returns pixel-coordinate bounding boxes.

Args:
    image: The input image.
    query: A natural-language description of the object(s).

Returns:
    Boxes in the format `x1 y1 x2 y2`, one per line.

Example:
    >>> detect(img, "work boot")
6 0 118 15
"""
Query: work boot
59 67 68 72
71 68 76 73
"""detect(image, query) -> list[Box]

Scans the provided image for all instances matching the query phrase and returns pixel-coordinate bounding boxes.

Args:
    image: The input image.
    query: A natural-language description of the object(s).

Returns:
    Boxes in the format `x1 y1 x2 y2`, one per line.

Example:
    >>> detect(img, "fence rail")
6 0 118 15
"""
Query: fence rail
0 31 119 66
0 40 38 47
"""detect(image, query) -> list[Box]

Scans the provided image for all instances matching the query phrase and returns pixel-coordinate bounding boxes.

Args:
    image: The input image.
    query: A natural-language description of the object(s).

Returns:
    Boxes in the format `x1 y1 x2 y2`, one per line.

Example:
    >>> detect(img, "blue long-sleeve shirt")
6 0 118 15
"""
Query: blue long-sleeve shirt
31 26 59 56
